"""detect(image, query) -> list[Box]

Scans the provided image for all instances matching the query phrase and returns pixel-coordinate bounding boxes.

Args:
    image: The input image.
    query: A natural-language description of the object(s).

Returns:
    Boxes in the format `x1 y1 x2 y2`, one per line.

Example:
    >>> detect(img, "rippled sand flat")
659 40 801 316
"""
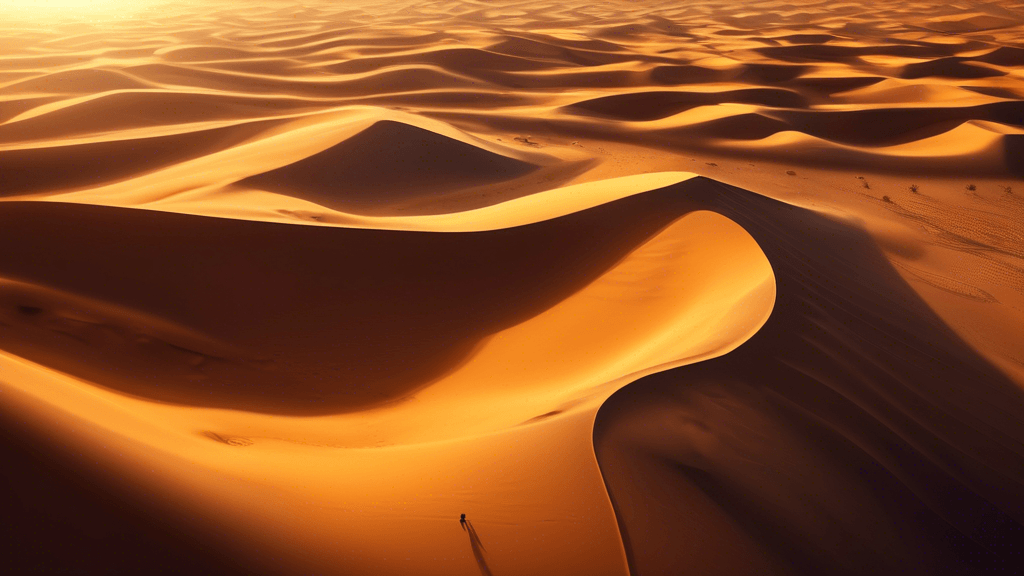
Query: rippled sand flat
2 1 1023 574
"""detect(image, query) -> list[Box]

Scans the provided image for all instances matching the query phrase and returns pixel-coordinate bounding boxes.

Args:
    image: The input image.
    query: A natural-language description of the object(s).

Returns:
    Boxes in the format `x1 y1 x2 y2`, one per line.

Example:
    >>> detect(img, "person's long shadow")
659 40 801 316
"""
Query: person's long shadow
461 520 494 576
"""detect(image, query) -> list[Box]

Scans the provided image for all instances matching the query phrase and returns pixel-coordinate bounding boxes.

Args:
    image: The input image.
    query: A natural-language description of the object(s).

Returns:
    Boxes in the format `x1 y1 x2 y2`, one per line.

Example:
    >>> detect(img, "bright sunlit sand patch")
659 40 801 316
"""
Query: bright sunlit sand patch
0 0 167 20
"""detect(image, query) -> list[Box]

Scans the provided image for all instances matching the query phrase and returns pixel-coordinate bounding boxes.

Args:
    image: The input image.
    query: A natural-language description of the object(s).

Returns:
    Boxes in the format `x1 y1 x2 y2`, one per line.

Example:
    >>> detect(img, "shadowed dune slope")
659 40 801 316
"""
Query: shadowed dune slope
0 119 285 196
2 68 153 94
594 179 1024 576
0 421 247 576
0 184 696 414
565 89 807 122
241 120 540 211
0 90 320 143
765 102 1024 147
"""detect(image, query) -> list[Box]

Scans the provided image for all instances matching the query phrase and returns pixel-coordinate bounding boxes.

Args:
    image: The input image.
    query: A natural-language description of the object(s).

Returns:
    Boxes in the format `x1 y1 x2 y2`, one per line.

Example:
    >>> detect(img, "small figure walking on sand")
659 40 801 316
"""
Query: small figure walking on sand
460 513 467 525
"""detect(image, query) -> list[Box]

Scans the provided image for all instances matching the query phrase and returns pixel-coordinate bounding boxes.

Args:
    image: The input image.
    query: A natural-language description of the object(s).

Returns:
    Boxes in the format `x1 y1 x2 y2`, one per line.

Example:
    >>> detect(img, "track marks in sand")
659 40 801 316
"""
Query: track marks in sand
201 431 254 447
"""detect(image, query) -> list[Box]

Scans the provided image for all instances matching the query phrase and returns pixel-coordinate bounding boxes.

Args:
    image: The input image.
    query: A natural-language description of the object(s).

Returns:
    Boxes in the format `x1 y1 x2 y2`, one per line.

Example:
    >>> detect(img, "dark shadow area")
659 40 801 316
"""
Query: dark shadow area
0 415 249 575
595 178 1024 576
564 88 808 122
0 184 698 414
763 101 1024 147
463 520 493 576
0 118 287 196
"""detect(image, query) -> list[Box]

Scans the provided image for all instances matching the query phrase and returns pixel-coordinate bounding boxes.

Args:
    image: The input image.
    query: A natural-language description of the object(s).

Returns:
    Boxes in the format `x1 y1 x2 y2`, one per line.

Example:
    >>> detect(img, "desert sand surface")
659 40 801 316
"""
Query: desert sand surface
1 0 1023 574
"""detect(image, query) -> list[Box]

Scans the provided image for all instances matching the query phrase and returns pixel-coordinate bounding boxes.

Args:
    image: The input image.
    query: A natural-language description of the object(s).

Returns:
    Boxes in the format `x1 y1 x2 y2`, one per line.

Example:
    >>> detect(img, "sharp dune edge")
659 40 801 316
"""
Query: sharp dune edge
1 0 1023 574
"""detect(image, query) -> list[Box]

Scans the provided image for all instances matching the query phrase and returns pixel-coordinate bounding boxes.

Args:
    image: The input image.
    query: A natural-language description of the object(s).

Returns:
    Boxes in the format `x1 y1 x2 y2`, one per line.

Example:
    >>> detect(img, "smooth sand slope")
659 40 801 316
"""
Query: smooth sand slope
2 0 1024 574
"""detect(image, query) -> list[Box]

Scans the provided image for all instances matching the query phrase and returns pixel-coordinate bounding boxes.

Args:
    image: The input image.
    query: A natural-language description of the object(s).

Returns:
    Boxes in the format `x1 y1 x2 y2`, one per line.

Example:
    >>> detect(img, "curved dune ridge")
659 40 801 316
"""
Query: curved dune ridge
0 175 778 575
594 180 1024 576
2 0 1024 574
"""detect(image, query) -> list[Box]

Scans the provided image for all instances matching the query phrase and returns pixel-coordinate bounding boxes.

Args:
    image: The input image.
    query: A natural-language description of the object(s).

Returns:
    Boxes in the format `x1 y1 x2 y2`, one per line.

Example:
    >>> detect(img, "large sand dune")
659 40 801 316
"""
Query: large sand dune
1 0 1023 574
595 180 1024 575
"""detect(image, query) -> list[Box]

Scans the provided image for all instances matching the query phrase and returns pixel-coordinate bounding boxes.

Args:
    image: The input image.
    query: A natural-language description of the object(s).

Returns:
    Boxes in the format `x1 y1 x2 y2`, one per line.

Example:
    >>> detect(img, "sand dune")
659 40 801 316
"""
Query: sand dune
0 182 705 413
595 179 1024 576
0 90 319 143
565 88 808 121
2 68 154 94
976 46 1024 66
0 176 776 575
1 0 1023 574
242 120 541 211
0 118 285 194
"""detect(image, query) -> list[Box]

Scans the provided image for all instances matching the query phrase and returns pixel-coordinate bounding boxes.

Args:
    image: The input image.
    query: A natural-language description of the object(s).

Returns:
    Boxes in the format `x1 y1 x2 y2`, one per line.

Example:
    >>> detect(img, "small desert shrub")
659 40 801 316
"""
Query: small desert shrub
706 162 718 167
786 170 797 176
909 184 919 193
862 181 871 189
882 195 891 203
966 184 977 191
1005 186 1013 195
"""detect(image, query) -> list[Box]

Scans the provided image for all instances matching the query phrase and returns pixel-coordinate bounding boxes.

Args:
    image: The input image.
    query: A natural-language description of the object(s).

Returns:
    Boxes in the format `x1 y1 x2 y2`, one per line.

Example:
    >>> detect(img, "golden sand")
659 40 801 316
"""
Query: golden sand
2 1 1023 574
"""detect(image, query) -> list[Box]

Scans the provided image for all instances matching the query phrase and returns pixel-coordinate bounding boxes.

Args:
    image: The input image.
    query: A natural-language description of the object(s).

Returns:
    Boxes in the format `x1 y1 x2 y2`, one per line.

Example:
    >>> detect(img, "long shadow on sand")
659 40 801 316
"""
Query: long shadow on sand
595 177 1024 576
462 520 493 576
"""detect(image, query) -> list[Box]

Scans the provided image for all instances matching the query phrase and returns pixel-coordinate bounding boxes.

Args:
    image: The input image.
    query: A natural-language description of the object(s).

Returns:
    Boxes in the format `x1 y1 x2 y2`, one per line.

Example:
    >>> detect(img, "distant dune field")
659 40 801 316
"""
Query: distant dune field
1 1 1023 574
